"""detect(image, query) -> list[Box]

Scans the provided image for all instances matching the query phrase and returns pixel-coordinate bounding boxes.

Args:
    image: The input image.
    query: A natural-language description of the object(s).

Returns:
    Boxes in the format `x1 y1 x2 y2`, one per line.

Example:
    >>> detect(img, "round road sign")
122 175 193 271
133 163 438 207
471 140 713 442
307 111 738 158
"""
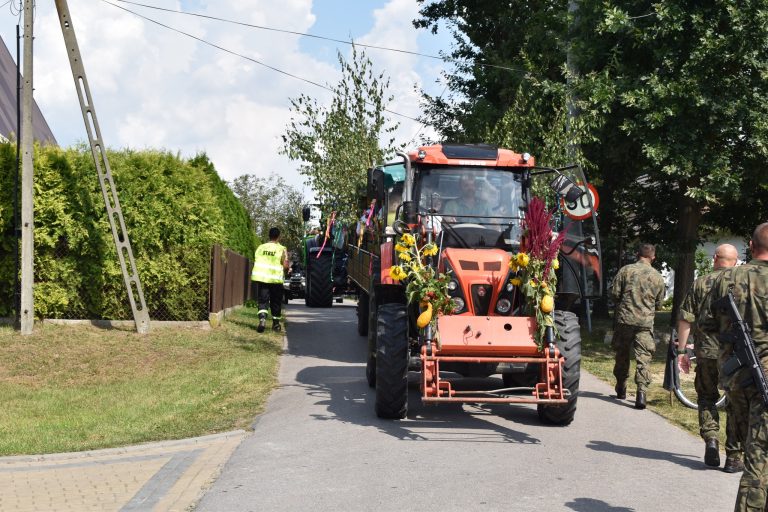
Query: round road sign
562 183 599 221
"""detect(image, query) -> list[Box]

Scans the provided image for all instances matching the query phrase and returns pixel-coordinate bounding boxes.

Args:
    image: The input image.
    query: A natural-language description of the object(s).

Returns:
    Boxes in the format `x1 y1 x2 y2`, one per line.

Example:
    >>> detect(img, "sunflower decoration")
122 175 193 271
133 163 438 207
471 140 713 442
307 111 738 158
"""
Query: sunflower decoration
388 233 454 330
508 197 567 349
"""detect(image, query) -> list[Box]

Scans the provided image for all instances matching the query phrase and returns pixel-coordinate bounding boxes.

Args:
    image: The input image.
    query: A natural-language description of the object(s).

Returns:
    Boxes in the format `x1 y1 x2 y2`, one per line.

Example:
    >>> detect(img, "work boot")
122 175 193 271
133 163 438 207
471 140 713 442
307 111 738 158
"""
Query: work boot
634 391 646 409
705 438 721 467
257 315 266 333
272 321 281 333
723 457 744 473
615 383 626 400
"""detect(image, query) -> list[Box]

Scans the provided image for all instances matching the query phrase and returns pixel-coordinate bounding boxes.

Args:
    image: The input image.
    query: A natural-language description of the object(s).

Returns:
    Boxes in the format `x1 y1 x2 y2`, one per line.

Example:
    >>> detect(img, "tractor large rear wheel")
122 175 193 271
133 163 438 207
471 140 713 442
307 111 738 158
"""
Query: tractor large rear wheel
375 303 408 419
537 311 581 426
306 252 333 308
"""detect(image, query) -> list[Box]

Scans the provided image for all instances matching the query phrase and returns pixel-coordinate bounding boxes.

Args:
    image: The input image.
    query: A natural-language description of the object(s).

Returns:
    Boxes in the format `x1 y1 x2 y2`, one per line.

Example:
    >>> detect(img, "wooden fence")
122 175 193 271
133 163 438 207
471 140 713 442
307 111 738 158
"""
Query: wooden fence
209 244 253 316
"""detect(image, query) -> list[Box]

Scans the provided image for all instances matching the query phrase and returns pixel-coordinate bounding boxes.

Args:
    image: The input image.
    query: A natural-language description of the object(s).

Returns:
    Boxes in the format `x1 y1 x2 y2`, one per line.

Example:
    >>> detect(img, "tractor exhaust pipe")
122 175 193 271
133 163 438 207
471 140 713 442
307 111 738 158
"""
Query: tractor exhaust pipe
397 150 418 224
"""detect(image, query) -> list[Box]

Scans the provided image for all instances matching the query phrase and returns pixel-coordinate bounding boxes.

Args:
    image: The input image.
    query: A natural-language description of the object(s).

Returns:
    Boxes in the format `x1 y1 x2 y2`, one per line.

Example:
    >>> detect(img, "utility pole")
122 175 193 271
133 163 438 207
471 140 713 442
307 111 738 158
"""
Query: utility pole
13 24 21 328
19 0 34 335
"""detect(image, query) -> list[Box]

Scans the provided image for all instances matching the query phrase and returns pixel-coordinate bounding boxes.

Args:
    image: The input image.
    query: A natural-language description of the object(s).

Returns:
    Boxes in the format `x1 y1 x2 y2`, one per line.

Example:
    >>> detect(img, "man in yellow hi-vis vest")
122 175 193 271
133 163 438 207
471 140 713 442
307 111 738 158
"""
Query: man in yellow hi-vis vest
252 227 289 333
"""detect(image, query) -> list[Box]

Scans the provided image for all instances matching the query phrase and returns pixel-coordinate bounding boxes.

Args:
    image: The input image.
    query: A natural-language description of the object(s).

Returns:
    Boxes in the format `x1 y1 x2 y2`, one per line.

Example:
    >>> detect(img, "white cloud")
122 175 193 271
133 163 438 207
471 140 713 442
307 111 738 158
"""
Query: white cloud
0 0 446 192
357 0 441 147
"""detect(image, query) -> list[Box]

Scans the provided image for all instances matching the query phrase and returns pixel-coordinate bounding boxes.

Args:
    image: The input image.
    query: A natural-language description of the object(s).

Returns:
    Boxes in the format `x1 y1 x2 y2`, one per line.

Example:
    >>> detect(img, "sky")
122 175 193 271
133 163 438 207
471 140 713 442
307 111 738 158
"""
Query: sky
0 0 453 198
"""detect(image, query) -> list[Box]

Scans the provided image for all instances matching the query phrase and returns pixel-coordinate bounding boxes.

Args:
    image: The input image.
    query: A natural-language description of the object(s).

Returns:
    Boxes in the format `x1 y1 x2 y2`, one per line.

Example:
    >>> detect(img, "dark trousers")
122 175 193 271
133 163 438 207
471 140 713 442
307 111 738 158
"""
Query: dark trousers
256 282 283 321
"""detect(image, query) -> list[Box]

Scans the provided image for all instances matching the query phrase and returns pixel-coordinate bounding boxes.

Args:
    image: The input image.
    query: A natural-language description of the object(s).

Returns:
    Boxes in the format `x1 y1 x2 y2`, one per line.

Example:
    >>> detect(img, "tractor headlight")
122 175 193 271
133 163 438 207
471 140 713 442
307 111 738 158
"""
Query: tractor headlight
496 298 512 314
452 297 465 313
447 280 459 292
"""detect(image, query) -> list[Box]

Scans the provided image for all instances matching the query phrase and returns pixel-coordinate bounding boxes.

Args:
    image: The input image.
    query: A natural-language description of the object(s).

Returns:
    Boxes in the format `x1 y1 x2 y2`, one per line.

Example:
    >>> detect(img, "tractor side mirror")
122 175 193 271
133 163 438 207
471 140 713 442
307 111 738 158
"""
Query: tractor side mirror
550 173 584 203
301 206 311 222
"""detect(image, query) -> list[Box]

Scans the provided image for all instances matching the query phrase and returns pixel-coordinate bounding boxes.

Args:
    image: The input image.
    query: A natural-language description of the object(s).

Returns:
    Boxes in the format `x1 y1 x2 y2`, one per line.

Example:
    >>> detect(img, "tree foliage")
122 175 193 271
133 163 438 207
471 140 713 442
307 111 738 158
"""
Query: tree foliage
0 144 256 320
281 46 399 223
414 0 570 142
229 172 305 258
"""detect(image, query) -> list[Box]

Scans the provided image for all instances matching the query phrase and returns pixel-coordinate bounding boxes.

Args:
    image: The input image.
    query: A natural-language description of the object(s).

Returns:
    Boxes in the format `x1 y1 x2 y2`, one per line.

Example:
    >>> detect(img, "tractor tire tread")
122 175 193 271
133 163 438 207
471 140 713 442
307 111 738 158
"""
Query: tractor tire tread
537 310 581 426
375 303 408 419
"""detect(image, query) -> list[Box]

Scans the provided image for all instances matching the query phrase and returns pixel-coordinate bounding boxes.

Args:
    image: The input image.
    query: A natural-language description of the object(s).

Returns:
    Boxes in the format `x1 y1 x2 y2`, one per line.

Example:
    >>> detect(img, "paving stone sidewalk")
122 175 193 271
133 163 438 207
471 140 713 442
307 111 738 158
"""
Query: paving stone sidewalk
0 430 246 512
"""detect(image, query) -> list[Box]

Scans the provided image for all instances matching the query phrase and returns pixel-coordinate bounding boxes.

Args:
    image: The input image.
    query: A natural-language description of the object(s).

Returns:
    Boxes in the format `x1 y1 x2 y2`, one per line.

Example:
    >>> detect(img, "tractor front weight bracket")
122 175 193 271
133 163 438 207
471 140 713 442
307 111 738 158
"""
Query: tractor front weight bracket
420 343 568 405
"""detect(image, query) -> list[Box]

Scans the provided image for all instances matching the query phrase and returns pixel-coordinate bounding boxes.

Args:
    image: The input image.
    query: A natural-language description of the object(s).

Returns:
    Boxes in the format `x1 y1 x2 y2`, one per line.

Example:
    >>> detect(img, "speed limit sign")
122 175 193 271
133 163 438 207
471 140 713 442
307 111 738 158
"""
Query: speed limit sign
562 183 599 221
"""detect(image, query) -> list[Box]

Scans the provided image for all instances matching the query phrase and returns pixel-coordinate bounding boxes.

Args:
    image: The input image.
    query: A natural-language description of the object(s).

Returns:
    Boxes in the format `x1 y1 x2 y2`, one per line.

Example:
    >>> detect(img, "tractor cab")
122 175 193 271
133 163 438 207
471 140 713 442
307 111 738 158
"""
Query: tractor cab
403 144 602 312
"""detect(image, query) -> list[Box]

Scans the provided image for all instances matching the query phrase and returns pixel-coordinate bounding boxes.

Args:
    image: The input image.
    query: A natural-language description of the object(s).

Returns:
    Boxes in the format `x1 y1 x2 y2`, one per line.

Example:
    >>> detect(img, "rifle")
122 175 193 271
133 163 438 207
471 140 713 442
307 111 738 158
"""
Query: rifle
715 289 768 407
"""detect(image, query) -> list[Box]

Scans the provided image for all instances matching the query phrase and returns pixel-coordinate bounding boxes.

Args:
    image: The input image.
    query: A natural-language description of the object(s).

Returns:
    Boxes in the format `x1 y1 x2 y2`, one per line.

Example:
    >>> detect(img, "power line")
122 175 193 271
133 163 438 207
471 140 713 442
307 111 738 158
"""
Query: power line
114 0 531 76
100 0 423 123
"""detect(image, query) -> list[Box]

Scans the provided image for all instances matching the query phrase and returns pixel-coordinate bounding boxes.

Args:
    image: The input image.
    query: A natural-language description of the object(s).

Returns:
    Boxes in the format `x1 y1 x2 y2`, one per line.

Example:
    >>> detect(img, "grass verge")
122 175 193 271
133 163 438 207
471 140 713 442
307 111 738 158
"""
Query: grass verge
582 313 727 448
0 307 282 456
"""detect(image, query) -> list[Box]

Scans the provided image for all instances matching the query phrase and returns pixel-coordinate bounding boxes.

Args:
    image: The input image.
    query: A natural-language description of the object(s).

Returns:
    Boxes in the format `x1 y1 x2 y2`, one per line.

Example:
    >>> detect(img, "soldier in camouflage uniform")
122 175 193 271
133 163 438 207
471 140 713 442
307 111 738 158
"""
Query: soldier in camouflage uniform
677 244 742 471
610 243 666 409
699 222 768 512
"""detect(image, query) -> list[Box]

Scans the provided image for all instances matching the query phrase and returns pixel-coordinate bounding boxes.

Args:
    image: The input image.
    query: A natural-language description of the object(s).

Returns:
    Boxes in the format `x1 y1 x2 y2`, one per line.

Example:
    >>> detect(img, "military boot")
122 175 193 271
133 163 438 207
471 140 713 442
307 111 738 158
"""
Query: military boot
723 457 744 473
257 314 266 333
705 438 721 467
272 320 281 333
615 383 627 400
634 390 646 409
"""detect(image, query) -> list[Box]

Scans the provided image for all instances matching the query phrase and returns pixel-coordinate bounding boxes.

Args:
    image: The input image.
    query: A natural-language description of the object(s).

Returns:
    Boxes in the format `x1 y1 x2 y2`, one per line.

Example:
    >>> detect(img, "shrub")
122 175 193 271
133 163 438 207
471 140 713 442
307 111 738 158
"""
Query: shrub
0 143 256 320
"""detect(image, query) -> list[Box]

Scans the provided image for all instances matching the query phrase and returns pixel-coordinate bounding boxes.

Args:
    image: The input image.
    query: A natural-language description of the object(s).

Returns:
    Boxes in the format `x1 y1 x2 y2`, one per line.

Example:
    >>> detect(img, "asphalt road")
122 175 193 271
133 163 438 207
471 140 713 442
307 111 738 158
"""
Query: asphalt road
196 301 739 512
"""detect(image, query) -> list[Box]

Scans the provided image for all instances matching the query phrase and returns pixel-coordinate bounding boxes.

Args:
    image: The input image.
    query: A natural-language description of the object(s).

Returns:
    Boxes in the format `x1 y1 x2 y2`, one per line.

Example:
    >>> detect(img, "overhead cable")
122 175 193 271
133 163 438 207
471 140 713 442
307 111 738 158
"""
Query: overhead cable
115 0 530 76
100 0 423 123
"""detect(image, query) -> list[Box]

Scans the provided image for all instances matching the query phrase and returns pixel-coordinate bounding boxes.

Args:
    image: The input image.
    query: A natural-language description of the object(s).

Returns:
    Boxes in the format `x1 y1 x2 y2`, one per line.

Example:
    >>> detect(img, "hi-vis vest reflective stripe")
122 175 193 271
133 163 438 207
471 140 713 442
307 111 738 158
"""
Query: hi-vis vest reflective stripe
251 242 285 284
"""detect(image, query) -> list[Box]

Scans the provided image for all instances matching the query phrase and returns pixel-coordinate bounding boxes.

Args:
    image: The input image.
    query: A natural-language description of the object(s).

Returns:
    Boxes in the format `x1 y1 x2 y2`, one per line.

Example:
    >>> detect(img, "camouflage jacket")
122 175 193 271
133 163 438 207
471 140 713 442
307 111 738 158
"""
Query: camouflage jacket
610 261 666 329
678 268 728 359
698 259 768 389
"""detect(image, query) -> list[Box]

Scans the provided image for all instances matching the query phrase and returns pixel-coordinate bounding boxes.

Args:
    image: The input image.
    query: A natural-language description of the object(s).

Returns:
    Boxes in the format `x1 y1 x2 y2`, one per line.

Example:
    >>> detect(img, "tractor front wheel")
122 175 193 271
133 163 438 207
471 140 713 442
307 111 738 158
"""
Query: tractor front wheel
375 303 408 419
537 310 581 426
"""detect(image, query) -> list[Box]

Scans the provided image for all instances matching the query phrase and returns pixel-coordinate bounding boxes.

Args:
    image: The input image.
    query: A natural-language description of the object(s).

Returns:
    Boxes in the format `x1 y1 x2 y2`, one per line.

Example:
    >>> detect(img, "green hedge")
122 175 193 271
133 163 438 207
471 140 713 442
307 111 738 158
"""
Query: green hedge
0 144 257 320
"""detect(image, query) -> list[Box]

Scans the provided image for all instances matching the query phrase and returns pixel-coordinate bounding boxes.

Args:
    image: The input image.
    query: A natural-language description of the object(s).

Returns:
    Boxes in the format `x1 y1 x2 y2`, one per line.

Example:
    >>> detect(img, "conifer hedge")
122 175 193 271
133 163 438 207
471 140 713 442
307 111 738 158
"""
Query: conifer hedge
0 143 257 320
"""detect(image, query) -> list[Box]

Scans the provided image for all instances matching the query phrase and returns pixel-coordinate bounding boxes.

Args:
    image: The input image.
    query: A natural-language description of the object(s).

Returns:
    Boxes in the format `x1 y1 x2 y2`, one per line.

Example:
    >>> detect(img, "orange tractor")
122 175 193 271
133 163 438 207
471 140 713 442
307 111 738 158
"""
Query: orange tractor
347 144 601 424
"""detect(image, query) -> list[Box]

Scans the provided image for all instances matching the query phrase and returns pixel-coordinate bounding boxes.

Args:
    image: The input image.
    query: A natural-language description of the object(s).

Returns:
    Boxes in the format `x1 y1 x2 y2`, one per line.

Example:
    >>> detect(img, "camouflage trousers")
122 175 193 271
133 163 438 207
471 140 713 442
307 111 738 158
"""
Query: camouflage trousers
696 358 743 459
728 384 768 512
611 323 655 392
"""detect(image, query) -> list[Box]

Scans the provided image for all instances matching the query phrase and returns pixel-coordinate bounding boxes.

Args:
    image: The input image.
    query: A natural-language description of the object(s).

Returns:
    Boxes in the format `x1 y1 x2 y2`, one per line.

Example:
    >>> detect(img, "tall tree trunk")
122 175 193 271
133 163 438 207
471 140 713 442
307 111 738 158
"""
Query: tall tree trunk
670 194 701 327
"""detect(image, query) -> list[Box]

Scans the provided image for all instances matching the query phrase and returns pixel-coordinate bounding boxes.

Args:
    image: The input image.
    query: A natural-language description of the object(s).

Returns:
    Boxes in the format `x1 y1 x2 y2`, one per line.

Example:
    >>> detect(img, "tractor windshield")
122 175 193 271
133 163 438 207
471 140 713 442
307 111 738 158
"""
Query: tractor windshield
415 167 524 250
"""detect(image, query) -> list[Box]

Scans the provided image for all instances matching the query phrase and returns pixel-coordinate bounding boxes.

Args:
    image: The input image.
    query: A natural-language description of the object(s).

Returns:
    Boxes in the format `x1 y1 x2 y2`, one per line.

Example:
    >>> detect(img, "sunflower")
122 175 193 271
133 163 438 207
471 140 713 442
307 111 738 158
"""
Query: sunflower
398 252 412 262
401 233 416 247
422 243 438 256
516 252 530 268
389 265 407 281
510 278 522 287
395 243 409 253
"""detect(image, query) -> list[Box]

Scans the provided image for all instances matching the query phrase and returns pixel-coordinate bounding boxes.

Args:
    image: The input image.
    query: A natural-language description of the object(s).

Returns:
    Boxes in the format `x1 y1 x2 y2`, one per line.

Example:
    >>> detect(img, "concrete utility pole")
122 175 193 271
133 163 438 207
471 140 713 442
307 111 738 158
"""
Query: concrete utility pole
19 0 34 335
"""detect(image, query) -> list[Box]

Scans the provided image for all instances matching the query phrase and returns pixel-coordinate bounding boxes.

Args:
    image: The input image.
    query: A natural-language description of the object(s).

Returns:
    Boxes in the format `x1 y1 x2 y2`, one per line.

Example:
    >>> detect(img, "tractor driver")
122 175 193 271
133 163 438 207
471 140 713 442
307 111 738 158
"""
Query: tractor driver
443 173 490 223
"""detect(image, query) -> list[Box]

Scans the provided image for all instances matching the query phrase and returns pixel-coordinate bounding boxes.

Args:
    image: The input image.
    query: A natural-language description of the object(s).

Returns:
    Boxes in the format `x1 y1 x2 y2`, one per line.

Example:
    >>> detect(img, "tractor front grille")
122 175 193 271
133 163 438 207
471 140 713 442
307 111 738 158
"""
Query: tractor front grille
471 284 492 316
